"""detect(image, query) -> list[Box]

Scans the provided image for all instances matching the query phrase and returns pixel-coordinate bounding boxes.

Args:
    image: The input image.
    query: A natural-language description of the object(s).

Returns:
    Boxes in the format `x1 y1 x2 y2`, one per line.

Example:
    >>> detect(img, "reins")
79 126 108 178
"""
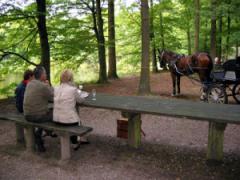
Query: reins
171 58 207 85
173 64 202 84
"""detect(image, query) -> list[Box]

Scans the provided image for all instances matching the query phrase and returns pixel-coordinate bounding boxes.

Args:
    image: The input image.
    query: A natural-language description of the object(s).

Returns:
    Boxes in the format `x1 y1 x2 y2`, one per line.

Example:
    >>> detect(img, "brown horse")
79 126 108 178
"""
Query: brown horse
158 49 213 96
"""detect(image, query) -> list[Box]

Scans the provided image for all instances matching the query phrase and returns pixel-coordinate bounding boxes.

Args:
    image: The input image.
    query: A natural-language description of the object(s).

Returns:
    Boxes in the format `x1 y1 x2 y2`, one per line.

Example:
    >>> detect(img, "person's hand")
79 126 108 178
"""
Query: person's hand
45 80 50 86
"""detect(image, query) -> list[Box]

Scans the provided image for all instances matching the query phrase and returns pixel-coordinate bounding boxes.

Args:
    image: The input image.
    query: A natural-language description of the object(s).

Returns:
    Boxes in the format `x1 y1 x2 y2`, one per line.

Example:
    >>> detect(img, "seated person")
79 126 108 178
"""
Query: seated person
53 70 89 150
15 69 34 113
23 66 54 152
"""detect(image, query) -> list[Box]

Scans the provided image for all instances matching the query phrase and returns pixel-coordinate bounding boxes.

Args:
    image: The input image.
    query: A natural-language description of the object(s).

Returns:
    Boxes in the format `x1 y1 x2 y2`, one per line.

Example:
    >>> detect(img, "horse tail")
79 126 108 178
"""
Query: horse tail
206 54 213 69
206 54 213 82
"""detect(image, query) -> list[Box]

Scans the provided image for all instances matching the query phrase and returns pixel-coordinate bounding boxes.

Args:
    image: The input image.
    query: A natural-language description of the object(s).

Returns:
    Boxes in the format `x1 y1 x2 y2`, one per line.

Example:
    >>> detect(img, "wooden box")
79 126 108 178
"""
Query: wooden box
117 119 128 139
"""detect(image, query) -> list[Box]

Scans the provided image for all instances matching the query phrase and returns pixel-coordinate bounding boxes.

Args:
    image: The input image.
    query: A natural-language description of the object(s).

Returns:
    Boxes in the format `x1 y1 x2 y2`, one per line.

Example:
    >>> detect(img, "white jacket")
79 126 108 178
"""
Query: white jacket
53 83 85 124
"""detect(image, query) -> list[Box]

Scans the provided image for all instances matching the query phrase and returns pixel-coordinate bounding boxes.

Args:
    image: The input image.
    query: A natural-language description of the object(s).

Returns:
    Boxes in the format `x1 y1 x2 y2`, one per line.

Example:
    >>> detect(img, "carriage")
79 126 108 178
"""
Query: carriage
206 59 240 104
157 49 240 104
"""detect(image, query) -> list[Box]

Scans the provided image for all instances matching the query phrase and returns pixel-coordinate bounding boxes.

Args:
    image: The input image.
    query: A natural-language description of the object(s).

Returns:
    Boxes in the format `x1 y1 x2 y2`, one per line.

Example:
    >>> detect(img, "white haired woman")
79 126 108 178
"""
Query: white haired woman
53 69 89 150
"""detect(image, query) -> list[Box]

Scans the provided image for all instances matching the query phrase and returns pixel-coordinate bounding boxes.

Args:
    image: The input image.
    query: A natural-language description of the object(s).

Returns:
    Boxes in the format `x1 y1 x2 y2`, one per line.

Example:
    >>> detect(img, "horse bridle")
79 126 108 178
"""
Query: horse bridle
160 50 165 61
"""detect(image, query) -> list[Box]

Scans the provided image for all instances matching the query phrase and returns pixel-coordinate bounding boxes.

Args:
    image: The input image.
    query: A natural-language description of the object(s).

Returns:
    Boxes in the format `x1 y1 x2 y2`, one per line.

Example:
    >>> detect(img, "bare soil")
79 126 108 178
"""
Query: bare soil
0 72 240 180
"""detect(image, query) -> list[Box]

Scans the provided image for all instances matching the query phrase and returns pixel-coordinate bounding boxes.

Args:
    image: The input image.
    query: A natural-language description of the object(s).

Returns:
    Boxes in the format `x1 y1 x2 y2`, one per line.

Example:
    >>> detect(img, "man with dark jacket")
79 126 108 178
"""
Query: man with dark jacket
15 70 34 145
15 70 34 113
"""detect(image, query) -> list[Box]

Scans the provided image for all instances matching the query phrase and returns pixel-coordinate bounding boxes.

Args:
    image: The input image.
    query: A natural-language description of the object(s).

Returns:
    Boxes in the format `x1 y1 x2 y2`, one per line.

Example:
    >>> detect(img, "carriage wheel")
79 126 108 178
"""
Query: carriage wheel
207 85 228 104
232 83 240 104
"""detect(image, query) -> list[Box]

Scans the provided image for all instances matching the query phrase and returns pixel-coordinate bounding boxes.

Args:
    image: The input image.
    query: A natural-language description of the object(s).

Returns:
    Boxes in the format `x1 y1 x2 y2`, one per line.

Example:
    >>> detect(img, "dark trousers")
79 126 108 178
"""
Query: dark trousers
54 122 79 144
25 111 53 148
25 111 53 123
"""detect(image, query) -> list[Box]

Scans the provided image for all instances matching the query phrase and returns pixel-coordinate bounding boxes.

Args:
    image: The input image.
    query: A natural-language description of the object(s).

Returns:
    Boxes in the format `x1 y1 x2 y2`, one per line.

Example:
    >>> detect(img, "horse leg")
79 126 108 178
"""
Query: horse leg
177 75 181 95
171 73 176 96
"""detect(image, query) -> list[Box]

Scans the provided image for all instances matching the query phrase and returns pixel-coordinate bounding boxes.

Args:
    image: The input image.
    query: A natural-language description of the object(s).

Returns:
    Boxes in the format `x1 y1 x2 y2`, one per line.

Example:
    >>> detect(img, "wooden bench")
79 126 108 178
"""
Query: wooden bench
0 113 93 161
82 93 240 163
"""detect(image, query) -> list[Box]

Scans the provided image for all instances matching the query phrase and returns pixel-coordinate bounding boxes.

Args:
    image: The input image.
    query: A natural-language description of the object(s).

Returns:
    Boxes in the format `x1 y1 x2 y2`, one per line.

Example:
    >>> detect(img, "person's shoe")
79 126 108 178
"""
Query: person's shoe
36 142 46 152
73 143 81 151
49 133 58 138
72 141 90 151
80 140 90 145
42 130 58 138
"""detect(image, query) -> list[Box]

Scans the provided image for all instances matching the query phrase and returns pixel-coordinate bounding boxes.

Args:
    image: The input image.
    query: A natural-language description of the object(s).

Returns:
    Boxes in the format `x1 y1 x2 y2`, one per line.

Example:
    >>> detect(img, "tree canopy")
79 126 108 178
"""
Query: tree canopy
0 0 239 97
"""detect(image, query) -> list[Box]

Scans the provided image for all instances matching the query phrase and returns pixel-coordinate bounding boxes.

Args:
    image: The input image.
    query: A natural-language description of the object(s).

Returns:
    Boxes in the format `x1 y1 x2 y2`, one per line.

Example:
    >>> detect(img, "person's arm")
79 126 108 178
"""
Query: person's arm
42 83 54 102
75 88 85 104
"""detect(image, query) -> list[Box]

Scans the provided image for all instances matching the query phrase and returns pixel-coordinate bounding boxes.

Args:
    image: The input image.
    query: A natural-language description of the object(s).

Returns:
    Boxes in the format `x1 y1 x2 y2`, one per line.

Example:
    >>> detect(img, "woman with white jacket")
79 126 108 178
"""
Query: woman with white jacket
53 70 89 149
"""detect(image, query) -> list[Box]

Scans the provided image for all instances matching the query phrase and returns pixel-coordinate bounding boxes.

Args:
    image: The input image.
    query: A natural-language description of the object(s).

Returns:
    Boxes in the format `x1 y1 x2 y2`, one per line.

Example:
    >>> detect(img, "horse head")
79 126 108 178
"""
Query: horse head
157 49 167 69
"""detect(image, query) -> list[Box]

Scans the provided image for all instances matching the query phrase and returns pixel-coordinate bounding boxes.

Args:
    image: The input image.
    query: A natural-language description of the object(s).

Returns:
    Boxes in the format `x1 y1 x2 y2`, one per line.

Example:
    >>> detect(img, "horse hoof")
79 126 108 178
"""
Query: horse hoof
171 93 176 97
200 93 207 101
200 96 207 101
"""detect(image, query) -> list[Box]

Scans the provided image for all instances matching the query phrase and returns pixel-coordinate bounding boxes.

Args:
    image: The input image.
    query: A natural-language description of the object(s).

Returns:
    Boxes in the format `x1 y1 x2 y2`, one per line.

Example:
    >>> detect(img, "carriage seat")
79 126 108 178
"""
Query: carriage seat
212 70 237 81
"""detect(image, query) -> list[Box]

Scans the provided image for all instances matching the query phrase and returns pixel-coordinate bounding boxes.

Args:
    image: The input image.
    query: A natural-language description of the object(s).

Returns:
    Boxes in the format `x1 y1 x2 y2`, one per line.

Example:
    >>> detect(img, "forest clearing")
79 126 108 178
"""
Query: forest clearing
0 0 240 179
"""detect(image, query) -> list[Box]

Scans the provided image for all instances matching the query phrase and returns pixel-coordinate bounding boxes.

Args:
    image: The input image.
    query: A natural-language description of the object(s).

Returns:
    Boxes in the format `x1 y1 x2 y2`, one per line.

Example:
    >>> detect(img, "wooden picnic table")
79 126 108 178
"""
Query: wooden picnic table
82 93 240 162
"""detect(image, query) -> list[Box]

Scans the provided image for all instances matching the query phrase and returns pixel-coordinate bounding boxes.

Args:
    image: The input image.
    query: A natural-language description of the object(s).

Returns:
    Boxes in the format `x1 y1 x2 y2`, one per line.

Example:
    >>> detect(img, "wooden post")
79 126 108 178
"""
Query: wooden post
122 112 141 148
60 133 71 161
15 123 25 146
207 122 227 162
25 126 35 152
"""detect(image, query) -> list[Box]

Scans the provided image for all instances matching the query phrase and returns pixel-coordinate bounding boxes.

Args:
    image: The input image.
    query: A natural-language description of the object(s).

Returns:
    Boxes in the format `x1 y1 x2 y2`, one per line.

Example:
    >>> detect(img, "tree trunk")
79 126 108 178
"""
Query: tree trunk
194 0 200 53
210 0 217 59
217 14 222 59
150 0 158 73
236 19 239 58
159 12 165 50
203 20 208 51
138 0 151 95
152 46 158 72
226 10 231 60
108 0 118 79
36 0 51 80
236 41 239 58
187 25 192 55
96 0 107 83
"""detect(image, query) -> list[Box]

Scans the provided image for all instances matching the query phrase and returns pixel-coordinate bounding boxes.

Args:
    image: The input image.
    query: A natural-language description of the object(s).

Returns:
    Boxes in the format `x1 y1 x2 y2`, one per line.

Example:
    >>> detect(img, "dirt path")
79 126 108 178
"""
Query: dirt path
0 72 239 180
84 72 201 100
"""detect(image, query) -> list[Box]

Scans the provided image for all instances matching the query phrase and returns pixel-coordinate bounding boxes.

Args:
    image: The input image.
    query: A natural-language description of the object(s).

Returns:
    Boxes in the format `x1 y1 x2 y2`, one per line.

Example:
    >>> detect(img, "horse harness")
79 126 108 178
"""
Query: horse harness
169 55 195 76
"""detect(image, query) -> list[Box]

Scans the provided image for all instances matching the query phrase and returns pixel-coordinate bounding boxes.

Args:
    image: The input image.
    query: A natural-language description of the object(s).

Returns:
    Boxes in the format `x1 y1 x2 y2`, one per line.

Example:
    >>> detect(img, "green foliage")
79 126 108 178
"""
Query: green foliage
0 82 18 98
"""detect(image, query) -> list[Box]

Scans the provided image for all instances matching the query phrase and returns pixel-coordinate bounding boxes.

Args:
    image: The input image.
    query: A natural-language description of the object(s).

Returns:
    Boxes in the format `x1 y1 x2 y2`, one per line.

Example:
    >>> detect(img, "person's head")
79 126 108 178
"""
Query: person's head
33 66 47 81
60 69 73 84
23 69 34 81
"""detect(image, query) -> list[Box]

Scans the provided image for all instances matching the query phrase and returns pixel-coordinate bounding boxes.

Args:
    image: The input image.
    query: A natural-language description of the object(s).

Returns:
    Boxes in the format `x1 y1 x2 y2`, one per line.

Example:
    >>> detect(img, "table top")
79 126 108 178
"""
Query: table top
82 93 240 124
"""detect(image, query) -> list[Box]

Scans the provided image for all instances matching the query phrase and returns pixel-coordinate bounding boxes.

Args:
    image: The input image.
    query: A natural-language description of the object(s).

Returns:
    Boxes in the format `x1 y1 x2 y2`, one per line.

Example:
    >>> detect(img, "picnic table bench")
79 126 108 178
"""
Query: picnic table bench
81 93 240 163
0 113 93 160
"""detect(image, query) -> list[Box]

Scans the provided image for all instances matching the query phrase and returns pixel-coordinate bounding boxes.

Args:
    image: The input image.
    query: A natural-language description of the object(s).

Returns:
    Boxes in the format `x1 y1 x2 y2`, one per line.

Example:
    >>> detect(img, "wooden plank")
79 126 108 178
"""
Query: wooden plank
207 122 227 162
0 114 93 136
15 123 25 146
82 93 240 124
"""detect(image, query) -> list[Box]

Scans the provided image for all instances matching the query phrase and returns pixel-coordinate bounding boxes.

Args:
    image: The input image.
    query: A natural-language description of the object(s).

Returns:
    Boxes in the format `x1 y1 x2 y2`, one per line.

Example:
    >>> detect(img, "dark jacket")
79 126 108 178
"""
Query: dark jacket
15 81 28 113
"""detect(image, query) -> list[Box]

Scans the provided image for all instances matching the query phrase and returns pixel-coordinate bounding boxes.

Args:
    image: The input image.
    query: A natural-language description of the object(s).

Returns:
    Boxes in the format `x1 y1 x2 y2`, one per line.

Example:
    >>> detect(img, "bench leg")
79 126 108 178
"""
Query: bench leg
60 133 71 161
207 122 227 163
122 112 141 148
25 126 35 152
15 123 25 146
